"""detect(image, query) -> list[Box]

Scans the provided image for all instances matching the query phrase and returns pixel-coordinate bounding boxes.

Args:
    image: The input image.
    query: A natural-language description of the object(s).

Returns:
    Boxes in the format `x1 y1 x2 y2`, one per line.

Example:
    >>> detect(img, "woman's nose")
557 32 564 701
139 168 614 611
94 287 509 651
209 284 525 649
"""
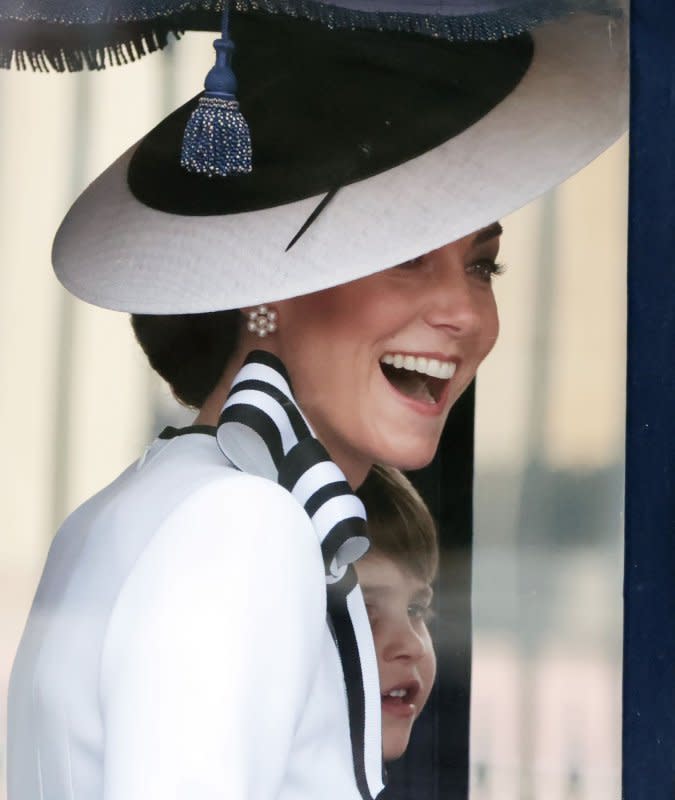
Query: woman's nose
425 264 484 338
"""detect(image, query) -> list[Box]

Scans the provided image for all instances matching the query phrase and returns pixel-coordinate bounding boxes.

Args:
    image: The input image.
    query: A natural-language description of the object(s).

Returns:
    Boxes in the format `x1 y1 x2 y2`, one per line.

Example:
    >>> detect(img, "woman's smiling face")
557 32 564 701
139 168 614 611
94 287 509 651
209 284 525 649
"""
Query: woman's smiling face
267 224 502 484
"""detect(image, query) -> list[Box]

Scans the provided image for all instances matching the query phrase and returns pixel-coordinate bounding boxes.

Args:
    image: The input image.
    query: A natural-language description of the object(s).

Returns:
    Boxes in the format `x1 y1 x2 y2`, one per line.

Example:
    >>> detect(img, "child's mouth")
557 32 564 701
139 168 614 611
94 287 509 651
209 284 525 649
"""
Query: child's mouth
381 681 420 718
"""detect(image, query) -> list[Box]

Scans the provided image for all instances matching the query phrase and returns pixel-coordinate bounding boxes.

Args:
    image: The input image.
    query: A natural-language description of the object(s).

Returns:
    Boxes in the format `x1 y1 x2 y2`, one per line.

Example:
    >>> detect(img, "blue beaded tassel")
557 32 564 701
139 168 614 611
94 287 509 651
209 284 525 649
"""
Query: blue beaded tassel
180 2 252 177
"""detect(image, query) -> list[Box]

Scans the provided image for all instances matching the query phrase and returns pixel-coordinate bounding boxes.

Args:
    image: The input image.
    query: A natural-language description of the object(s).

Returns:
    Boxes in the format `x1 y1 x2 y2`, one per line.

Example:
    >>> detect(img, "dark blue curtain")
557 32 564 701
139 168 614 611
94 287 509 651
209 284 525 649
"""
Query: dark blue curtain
624 2 675 798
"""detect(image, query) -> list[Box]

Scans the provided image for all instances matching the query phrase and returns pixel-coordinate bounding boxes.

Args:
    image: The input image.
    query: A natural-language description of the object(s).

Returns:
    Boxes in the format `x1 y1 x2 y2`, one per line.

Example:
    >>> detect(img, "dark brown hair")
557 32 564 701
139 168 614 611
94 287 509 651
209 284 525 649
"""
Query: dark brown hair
131 311 241 407
357 465 438 584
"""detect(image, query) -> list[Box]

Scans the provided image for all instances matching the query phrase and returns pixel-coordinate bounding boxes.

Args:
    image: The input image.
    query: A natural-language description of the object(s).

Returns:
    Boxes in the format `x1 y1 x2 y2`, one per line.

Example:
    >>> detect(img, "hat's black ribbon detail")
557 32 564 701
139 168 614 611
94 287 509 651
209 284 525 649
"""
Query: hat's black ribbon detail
285 143 373 251
216 350 384 800
285 185 340 251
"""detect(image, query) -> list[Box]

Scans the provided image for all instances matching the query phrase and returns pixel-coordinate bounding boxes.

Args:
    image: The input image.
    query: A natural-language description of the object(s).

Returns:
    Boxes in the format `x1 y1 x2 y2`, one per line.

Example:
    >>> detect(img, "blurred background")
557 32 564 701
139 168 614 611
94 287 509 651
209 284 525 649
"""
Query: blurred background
0 33 626 800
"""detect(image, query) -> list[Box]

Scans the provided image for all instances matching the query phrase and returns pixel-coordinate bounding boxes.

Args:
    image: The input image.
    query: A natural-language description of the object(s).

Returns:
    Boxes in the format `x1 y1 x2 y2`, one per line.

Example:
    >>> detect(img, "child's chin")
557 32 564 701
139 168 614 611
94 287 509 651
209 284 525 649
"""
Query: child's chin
382 734 412 763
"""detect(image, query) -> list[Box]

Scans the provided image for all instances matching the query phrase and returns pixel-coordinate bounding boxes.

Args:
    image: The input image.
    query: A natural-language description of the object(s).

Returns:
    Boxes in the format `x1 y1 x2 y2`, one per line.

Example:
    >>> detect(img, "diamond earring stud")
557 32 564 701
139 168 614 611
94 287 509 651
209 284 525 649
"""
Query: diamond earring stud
247 305 278 337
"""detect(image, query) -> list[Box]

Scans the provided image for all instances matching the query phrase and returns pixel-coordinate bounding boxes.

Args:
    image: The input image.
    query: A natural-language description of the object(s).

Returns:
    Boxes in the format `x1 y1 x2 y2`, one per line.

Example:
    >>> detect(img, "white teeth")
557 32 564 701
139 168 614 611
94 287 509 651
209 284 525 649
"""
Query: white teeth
380 353 457 380
438 362 455 380
386 689 407 698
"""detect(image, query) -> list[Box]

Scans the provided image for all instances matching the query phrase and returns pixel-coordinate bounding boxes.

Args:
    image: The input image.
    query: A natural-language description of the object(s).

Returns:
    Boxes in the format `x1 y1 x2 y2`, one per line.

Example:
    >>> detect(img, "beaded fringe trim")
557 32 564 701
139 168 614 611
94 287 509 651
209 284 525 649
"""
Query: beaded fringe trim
0 21 183 71
0 0 620 72
234 0 620 42
181 96 253 176
0 1 221 25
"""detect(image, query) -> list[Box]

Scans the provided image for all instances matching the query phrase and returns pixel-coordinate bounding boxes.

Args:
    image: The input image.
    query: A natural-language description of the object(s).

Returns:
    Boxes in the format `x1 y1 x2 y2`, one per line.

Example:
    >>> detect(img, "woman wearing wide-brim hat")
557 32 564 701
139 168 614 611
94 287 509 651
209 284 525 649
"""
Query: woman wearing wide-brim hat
7 2 627 798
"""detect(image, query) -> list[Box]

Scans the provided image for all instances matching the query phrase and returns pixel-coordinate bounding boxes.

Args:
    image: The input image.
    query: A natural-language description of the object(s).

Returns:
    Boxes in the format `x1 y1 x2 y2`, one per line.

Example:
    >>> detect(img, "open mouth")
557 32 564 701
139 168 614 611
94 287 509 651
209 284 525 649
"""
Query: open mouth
380 353 456 405
381 680 421 716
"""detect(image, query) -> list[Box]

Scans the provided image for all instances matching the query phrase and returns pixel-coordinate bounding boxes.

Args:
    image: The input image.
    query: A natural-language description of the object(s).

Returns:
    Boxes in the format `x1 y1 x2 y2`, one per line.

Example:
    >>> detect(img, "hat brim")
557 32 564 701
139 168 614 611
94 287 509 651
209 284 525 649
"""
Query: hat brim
53 11 627 313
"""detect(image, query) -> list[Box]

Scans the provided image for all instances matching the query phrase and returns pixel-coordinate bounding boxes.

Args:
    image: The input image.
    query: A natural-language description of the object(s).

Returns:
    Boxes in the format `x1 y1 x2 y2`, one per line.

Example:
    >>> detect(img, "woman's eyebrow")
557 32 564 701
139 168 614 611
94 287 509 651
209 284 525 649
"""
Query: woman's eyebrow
473 221 503 245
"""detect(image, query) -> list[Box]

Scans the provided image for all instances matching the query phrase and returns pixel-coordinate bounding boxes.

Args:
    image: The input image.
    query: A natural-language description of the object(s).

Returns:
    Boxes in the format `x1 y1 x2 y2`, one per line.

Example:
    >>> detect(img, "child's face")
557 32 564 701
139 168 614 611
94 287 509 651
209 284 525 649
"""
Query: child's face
355 551 437 761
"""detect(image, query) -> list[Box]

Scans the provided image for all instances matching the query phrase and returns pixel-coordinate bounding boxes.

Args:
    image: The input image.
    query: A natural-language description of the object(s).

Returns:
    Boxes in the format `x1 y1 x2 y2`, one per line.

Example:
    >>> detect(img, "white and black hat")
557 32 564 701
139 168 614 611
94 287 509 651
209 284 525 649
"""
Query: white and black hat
49 0 628 313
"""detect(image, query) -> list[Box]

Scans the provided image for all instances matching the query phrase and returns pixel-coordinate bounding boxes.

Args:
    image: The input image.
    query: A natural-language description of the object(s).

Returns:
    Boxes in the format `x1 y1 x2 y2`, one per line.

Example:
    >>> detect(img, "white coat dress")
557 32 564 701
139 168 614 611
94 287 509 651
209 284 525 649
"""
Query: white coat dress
8 427 367 800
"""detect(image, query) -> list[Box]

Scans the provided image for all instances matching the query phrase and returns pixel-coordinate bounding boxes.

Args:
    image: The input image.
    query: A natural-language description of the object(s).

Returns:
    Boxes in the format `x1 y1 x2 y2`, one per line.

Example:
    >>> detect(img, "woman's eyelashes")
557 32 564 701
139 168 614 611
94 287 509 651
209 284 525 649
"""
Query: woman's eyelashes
395 255 506 283
396 254 429 271
465 259 507 283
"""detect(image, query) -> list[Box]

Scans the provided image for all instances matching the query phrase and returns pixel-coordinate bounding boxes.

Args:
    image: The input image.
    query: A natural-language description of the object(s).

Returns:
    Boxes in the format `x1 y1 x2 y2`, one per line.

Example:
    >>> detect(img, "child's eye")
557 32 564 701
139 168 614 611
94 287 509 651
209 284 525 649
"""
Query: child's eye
466 259 506 283
408 603 434 623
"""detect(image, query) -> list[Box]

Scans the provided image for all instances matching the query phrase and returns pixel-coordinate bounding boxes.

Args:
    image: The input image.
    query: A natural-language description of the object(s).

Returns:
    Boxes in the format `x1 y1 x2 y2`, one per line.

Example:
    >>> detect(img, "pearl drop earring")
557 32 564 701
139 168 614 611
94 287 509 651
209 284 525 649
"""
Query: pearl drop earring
247 305 278 337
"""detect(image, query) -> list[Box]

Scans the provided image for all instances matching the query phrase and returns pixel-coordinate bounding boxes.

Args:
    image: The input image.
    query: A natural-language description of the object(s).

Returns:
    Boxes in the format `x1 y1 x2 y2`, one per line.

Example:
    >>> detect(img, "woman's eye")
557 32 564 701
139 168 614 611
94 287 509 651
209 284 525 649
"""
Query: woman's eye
397 254 428 270
466 259 506 283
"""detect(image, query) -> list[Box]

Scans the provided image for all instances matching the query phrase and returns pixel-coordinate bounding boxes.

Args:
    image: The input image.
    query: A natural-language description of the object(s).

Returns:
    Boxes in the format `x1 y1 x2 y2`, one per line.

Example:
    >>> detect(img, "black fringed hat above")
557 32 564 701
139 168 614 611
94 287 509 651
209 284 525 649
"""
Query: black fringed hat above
1 0 620 71
129 12 534 214
51 2 628 314
2 2 623 178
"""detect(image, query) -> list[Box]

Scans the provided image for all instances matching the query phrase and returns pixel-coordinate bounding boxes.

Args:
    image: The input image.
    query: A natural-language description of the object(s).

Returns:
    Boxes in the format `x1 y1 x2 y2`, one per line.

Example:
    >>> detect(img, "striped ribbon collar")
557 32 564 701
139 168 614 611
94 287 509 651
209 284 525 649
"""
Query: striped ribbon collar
217 350 385 799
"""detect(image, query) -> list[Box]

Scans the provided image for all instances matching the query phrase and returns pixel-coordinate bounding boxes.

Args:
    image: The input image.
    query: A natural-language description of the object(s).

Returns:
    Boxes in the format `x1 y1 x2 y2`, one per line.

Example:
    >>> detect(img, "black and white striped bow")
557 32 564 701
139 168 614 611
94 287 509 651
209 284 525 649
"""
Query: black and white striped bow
216 350 385 800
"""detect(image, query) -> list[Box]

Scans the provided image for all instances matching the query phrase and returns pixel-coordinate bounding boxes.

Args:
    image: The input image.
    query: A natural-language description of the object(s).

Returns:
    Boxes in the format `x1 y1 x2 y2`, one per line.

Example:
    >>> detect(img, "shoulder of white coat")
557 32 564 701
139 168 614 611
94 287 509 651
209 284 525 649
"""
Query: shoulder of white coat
103 472 325 643
100 471 327 711
191 469 314 526
149 470 321 570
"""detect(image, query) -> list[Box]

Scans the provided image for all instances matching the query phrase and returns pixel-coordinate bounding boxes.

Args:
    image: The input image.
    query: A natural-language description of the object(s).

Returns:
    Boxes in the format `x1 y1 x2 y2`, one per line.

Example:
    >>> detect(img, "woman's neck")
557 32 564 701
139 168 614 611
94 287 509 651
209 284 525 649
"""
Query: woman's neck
193 350 370 489
193 347 248 427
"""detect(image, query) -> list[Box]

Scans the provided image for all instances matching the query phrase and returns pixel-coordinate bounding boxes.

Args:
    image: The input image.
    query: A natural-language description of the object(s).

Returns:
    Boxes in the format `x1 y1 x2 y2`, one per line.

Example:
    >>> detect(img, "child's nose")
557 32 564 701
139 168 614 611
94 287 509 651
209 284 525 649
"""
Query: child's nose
383 620 427 662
